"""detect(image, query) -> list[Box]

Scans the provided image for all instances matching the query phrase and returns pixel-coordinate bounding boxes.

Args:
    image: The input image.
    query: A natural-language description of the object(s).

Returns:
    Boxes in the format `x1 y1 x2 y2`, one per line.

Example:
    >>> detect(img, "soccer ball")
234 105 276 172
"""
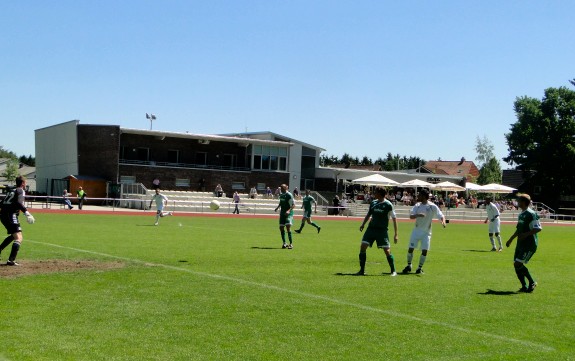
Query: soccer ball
210 200 220 211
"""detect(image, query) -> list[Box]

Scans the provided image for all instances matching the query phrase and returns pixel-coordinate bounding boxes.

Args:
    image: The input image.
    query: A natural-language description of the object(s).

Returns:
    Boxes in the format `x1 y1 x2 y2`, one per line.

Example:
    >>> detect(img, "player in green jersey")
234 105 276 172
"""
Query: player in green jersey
506 194 542 293
356 188 399 276
294 189 321 234
274 184 296 249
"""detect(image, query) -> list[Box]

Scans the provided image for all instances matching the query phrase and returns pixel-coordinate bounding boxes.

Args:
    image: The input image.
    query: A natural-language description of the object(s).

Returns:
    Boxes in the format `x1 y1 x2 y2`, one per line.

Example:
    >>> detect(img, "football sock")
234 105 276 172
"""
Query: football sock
514 265 527 287
280 231 286 243
311 222 319 229
522 265 535 284
155 215 160 223
9 241 20 262
407 252 413 265
418 255 426 268
496 235 503 248
489 237 496 248
386 254 395 273
0 236 13 252
359 251 367 272
288 232 293 244
299 223 305 231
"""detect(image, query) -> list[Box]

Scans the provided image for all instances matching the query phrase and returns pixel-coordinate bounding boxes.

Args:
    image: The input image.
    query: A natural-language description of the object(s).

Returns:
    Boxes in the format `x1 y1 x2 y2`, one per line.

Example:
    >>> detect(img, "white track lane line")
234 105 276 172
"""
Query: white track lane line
28 240 554 353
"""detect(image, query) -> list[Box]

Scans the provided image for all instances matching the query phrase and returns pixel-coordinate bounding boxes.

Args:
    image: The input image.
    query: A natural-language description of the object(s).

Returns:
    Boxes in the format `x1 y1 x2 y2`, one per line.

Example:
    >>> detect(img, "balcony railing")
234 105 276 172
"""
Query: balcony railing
119 159 251 172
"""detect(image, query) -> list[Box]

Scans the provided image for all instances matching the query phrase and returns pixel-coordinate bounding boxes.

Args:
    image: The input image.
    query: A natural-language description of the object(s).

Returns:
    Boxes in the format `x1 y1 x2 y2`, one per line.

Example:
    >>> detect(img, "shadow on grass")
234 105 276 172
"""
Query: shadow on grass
136 224 157 227
250 246 283 250
478 289 518 296
462 249 494 253
334 272 394 277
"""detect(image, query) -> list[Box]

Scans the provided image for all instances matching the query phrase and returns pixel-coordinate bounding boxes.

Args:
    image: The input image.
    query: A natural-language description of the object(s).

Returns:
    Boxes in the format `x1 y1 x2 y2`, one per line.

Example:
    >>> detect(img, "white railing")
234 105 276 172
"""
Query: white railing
20 195 575 223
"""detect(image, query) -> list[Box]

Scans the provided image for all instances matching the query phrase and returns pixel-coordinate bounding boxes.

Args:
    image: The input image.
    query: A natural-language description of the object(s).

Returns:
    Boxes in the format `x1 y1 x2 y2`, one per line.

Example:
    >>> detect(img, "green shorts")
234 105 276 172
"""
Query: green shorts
279 213 294 226
362 228 390 249
514 242 537 264
303 210 312 219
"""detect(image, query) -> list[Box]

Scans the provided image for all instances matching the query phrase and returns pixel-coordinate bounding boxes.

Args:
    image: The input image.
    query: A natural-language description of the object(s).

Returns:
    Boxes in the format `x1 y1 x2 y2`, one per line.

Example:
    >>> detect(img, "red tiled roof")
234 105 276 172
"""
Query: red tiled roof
423 161 479 181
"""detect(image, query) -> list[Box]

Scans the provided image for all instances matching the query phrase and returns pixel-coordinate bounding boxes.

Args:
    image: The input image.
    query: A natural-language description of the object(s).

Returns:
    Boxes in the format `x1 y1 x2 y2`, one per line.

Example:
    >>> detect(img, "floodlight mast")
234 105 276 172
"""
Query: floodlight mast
145 113 157 130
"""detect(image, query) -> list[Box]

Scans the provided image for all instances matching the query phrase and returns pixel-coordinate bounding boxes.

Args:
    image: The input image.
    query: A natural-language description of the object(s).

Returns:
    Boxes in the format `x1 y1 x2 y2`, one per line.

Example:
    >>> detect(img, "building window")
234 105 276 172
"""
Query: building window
232 182 245 190
253 155 262 169
120 176 136 184
279 157 287 171
252 145 288 171
270 156 278 170
195 152 207 166
223 154 236 168
168 150 180 164
137 148 150 162
175 178 190 187
262 155 270 170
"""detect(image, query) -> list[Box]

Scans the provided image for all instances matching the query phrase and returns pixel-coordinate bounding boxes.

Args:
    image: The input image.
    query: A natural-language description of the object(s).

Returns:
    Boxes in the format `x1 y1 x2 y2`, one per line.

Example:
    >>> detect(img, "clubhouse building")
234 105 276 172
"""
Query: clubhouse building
35 120 465 198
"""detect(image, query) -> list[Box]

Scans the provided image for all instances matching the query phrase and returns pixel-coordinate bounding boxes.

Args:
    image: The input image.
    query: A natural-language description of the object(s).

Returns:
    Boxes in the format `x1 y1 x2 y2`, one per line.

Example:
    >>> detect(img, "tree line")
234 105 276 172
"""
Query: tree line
320 152 425 171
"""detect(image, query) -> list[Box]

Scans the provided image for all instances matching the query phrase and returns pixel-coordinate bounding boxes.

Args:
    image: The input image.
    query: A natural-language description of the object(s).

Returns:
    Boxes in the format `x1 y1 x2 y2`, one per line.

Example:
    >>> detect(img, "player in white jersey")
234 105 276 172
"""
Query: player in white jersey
402 189 446 274
149 189 173 226
484 197 502 251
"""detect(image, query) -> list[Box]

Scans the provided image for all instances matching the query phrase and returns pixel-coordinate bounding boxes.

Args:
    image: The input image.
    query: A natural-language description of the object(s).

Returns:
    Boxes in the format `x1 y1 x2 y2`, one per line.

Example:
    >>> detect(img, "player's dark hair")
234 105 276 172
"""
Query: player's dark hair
517 193 531 204
15 175 25 187
419 189 430 199
485 197 492 202
374 187 387 197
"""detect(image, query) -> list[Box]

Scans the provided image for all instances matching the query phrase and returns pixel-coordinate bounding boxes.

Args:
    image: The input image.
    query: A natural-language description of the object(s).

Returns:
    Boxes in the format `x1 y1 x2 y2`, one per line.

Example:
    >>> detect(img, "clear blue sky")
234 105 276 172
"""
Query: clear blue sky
1 1 574 167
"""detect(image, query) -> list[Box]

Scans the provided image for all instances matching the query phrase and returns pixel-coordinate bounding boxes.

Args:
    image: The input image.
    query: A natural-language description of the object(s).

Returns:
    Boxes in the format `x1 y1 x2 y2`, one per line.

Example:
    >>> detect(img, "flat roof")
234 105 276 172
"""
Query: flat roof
120 128 294 147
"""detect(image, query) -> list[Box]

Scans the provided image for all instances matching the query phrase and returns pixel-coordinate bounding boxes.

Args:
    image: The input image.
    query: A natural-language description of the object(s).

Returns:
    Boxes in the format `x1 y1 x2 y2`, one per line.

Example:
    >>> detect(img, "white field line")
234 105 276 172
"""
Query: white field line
28 240 555 353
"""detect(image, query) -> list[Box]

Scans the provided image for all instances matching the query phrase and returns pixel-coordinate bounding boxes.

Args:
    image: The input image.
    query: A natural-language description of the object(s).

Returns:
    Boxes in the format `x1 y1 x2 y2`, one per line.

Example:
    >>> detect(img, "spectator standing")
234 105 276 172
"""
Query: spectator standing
199 178 206 192
332 195 341 215
76 187 87 210
232 191 241 214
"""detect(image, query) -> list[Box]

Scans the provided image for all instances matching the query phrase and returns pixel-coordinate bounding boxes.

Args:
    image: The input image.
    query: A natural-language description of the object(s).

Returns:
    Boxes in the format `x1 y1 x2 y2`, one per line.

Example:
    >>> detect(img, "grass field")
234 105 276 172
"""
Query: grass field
0 212 573 361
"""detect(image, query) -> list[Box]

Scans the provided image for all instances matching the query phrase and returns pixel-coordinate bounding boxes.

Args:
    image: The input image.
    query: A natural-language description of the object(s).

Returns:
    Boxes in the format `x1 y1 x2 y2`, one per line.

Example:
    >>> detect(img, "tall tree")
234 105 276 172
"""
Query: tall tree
477 157 502 185
504 84 575 206
474 135 495 166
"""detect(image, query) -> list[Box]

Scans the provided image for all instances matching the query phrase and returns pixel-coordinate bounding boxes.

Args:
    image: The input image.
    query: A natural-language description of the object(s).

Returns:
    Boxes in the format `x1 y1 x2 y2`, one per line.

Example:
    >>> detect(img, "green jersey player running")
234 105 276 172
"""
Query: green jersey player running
506 194 542 293
274 184 295 249
294 189 321 234
356 188 398 276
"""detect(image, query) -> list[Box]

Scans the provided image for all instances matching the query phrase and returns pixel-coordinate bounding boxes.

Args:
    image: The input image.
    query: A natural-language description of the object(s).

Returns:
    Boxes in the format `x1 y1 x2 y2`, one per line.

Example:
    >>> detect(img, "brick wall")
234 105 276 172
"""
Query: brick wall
119 164 289 195
77 125 121 182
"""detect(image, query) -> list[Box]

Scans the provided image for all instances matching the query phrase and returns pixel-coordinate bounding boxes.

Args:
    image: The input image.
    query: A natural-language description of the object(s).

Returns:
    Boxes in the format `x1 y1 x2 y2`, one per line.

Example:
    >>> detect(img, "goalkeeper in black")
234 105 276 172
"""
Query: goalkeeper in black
0 176 35 266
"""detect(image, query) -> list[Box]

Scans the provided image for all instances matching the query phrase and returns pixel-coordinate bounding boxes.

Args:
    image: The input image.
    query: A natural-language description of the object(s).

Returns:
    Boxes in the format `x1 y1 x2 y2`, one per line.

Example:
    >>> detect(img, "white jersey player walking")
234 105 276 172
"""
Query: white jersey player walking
149 189 173 226
484 197 502 251
402 189 446 275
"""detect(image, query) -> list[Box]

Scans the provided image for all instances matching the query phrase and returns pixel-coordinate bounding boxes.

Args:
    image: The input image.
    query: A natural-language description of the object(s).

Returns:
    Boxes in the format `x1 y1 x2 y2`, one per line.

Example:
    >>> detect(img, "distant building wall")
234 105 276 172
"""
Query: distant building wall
77 125 121 182
35 120 80 193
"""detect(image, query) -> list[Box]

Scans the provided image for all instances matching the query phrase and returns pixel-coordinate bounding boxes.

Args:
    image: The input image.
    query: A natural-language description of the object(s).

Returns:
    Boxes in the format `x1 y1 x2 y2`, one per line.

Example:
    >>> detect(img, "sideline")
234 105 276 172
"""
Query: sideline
28 239 555 353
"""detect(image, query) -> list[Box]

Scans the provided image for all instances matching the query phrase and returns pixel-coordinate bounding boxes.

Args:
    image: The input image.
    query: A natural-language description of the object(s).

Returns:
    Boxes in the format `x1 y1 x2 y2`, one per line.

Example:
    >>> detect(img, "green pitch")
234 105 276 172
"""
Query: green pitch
1 213 573 361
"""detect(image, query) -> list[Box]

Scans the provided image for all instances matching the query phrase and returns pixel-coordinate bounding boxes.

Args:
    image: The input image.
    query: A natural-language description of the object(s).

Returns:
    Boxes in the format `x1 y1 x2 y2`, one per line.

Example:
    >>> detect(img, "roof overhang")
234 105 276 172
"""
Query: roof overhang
120 128 294 147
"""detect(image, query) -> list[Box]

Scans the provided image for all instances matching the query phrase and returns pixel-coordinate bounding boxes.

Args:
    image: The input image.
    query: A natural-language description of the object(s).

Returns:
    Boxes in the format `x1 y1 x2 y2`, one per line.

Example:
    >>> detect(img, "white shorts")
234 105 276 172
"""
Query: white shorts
488 218 501 234
409 229 431 250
